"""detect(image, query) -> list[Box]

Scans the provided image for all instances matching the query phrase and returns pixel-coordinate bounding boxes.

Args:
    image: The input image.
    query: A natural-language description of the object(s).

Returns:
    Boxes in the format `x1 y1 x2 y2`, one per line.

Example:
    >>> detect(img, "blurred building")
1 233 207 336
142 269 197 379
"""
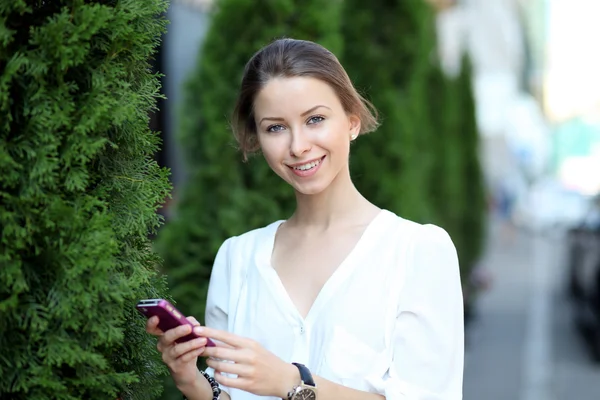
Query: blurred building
541 0 600 195
159 0 213 187
435 0 556 219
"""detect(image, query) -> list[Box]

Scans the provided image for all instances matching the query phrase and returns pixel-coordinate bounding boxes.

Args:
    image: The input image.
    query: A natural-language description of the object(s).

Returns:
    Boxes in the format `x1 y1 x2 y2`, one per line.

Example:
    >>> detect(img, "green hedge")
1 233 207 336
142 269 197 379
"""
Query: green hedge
0 1 171 399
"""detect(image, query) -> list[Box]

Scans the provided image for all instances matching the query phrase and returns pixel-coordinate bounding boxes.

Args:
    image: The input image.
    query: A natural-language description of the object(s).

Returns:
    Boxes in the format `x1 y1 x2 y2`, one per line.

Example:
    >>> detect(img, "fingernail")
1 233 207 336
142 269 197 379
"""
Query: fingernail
194 326 203 334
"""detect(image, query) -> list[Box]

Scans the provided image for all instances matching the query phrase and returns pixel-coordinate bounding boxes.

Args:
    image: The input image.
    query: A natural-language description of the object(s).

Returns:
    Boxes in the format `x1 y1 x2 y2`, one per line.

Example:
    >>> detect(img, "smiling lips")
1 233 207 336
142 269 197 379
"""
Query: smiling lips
287 156 325 177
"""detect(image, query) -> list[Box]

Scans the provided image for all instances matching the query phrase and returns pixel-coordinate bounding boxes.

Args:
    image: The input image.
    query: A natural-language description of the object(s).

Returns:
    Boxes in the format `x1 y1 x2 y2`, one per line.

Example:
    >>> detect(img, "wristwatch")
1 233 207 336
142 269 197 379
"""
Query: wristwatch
287 363 317 400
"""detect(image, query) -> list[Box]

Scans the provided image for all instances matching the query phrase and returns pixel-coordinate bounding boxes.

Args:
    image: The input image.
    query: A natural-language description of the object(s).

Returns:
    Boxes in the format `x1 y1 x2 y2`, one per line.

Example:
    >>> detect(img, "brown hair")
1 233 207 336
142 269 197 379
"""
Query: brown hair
231 38 379 161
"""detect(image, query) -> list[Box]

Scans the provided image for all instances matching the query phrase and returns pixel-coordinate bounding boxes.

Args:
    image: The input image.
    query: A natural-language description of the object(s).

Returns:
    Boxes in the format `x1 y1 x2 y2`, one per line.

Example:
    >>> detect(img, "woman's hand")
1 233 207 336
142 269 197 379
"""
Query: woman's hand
198 326 300 398
146 316 208 390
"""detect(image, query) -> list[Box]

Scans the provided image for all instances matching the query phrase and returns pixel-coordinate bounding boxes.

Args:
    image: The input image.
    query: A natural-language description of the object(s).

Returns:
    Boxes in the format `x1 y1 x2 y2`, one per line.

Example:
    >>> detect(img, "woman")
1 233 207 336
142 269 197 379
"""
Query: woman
147 38 464 400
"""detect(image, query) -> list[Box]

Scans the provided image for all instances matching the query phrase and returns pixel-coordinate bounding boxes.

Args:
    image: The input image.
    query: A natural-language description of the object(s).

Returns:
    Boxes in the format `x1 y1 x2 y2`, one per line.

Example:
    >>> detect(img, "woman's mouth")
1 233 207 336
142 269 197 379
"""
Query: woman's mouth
288 156 325 177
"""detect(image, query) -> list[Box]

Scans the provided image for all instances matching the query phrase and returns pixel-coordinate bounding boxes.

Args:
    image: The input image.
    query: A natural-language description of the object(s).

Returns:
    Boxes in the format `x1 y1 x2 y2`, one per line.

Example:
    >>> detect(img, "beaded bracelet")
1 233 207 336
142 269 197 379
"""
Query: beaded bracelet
182 370 221 400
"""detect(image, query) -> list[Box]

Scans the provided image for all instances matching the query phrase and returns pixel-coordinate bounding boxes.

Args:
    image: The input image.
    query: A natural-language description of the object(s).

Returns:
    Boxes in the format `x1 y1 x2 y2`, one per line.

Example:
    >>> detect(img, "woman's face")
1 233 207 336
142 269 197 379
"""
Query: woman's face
253 76 360 195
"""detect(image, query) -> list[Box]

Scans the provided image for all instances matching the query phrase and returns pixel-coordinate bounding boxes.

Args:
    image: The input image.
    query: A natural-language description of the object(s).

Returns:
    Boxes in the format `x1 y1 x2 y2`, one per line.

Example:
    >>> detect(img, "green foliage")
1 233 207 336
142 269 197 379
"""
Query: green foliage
429 54 487 299
0 1 171 399
427 64 465 259
427 57 486 289
341 0 439 222
455 54 487 272
154 0 343 397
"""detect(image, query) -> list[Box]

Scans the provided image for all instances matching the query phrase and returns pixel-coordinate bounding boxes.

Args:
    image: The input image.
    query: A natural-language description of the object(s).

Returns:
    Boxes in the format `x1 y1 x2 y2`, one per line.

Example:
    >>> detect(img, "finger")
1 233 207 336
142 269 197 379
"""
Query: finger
179 346 205 364
206 339 235 350
186 316 201 326
201 345 239 361
162 323 193 344
206 358 252 377
157 334 173 353
194 326 247 348
191 326 235 349
146 316 163 335
171 337 207 358
213 373 251 391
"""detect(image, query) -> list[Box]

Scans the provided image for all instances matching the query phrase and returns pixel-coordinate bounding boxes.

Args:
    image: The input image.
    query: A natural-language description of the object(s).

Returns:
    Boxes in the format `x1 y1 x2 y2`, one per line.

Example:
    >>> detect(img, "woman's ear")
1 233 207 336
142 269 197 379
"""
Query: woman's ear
349 114 361 139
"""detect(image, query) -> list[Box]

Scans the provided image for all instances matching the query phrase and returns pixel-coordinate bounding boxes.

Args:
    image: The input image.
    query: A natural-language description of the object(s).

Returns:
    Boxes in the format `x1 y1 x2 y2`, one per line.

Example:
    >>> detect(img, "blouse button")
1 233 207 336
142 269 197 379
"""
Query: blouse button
299 325 305 334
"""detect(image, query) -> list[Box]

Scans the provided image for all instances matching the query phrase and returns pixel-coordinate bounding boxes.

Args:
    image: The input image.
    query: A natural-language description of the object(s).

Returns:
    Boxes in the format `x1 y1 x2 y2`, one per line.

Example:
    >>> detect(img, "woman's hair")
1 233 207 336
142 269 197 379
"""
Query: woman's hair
231 38 379 161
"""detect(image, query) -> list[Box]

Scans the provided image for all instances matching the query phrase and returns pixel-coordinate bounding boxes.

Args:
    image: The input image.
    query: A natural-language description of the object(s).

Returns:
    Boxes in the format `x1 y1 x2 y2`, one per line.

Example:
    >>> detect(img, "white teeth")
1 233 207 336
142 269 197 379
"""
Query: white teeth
293 159 321 171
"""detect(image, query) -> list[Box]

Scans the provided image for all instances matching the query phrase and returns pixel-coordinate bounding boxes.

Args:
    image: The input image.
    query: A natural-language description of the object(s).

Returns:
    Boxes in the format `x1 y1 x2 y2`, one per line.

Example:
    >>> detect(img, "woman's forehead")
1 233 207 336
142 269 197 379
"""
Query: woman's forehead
254 76 341 117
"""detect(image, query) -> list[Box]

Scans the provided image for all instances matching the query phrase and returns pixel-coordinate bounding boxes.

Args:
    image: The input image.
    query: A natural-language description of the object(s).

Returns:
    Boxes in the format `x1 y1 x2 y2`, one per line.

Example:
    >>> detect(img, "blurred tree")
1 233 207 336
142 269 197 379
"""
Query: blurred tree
432 53 487 318
341 0 438 223
427 64 462 239
154 0 342 397
455 54 487 301
0 1 172 399
427 57 485 309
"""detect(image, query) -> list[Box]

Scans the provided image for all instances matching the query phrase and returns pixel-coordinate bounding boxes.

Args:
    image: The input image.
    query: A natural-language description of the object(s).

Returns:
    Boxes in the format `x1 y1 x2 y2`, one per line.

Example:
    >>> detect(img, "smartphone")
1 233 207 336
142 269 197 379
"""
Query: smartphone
136 298 216 346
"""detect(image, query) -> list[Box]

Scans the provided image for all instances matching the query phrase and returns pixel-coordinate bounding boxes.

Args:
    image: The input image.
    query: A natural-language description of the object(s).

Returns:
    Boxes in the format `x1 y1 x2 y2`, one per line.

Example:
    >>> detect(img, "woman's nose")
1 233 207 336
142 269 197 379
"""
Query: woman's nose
289 130 311 157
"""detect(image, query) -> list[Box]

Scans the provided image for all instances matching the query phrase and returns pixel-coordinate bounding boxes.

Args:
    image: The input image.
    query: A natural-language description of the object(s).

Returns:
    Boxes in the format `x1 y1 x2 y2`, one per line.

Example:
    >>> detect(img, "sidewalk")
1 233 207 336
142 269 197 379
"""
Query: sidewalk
462 219 600 400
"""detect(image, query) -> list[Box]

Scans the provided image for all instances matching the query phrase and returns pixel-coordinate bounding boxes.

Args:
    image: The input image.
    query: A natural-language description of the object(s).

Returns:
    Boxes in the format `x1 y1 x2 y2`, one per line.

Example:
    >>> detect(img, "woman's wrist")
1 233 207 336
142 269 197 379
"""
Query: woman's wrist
177 370 213 400
276 362 301 399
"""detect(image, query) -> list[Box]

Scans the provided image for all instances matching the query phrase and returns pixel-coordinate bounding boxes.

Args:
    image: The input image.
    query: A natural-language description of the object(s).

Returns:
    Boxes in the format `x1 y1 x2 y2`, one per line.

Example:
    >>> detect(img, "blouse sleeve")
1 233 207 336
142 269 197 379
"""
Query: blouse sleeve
204 237 235 393
371 224 464 399
204 237 234 331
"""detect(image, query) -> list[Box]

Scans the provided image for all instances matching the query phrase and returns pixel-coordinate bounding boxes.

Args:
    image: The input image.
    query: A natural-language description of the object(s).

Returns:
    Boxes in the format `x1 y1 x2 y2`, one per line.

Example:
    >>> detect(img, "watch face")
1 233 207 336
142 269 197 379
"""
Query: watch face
297 389 316 400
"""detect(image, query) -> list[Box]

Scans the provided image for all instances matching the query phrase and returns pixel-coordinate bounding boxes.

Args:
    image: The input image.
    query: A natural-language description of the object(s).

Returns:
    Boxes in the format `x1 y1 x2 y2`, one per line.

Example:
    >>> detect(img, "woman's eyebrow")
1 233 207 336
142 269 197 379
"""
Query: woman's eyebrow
300 105 331 117
259 116 285 124
259 105 331 125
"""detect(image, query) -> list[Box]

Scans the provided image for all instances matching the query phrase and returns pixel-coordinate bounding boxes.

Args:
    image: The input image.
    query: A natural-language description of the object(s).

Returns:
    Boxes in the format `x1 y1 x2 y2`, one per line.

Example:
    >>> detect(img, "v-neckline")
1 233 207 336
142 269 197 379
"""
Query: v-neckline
258 210 387 325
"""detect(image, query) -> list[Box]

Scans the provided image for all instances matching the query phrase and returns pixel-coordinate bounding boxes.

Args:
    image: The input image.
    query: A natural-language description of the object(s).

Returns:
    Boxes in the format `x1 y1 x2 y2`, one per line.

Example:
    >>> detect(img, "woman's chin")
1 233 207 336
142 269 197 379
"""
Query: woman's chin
291 181 329 196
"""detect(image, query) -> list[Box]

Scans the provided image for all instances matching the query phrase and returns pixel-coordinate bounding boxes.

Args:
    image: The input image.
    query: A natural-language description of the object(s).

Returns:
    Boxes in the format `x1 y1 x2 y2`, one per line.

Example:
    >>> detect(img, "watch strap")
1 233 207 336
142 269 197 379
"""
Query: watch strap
292 362 315 387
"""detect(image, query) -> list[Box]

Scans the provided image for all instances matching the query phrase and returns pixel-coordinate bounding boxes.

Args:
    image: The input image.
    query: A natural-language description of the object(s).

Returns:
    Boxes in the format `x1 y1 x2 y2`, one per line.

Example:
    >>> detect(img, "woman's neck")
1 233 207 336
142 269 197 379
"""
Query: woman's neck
288 167 377 231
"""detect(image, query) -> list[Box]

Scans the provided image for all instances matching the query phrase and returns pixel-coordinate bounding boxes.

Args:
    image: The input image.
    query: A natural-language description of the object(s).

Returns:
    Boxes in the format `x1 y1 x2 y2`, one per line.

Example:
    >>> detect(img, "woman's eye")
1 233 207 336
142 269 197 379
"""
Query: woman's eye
307 116 325 125
267 124 285 133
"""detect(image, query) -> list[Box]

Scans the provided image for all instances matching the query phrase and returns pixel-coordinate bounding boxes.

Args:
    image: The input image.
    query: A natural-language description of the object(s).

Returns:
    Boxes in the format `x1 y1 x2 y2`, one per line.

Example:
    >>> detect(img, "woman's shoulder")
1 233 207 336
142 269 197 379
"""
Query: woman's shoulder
379 209 455 246
218 219 284 256
379 211 458 272
393 213 459 273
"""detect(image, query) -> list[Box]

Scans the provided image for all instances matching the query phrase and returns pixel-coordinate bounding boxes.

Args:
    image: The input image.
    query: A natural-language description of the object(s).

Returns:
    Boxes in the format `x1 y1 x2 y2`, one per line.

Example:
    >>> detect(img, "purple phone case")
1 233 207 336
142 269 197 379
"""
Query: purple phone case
136 299 215 346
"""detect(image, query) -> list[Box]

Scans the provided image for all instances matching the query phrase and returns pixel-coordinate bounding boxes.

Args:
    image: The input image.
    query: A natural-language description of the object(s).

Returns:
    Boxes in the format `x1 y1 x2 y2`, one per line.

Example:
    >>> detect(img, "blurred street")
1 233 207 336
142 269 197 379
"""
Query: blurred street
463 218 600 400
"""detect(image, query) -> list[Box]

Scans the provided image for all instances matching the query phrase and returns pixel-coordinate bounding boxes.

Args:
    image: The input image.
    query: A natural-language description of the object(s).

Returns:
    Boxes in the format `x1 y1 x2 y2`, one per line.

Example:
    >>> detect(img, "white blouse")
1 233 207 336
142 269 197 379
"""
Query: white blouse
205 209 464 399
